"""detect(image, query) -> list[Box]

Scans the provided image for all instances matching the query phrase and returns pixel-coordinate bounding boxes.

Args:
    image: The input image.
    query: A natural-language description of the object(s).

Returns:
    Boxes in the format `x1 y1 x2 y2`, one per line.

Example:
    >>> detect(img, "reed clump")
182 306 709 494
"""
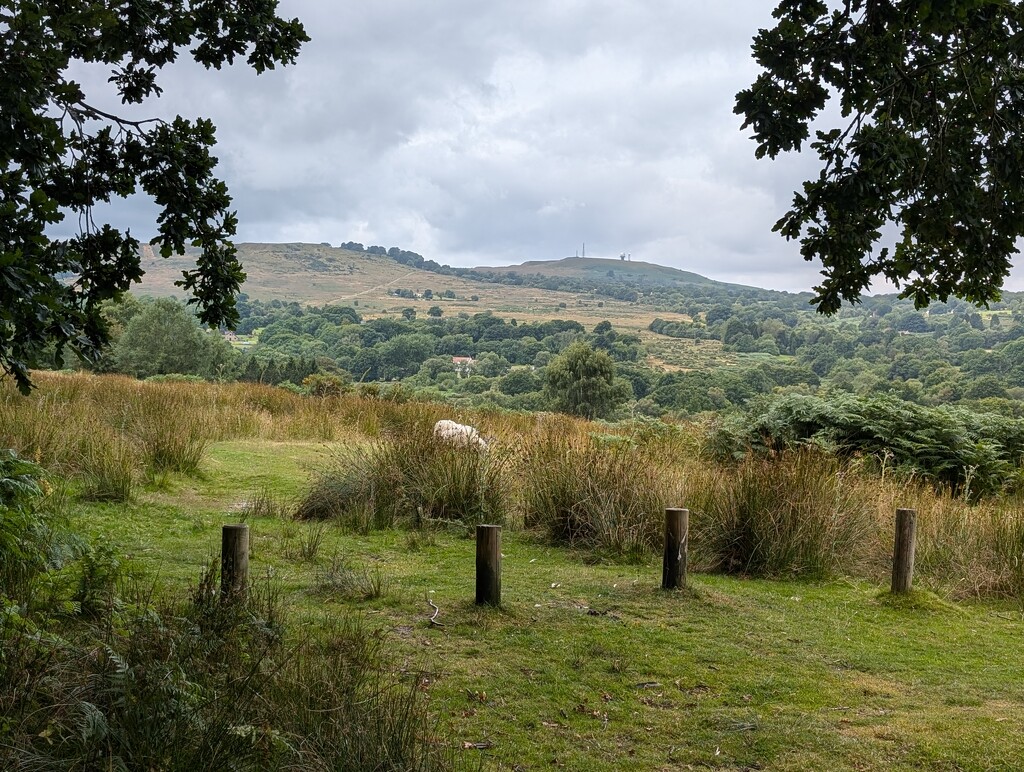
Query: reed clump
121 384 212 475
295 427 510 531
520 427 684 557
686 449 876 579
76 432 137 502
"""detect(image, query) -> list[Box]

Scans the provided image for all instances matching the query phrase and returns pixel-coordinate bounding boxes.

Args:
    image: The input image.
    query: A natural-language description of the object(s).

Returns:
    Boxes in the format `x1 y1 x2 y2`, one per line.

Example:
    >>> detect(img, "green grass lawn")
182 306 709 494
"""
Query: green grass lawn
70 441 1024 771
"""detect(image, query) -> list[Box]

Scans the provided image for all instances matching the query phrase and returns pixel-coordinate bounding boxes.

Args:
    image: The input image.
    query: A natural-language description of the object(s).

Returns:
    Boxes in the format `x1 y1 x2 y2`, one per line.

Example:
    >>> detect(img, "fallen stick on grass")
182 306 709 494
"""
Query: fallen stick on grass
428 598 445 626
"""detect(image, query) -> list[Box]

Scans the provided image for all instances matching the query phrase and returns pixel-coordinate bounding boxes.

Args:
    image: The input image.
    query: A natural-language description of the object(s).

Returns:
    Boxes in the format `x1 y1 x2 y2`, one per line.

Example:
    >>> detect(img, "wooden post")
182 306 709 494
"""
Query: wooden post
662 508 689 590
221 524 249 601
891 508 917 594
475 524 501 606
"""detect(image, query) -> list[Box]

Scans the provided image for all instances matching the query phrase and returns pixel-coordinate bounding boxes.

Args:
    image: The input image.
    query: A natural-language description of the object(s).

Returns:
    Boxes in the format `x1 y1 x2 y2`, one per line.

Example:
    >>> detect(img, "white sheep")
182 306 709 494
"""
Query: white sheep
433 419 488 451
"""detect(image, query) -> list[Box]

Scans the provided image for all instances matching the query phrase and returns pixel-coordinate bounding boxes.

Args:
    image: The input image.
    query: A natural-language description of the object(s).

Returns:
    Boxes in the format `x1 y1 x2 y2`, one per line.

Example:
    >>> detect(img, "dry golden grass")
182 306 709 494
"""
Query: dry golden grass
130 242 670 333
5 371 1023 597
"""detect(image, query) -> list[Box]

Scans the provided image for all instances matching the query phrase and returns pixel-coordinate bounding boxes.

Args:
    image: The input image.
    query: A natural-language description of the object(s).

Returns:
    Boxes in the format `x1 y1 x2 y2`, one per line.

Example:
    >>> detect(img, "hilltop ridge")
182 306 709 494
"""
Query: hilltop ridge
128 242 679 328
128 240 770 307
133 242 765 306
473 255 739 289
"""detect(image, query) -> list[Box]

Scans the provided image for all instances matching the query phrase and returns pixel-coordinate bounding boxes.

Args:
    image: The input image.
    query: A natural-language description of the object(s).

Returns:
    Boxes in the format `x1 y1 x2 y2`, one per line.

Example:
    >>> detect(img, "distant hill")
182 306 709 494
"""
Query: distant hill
133 242 425 305
127 243 677 332
473 256 745 289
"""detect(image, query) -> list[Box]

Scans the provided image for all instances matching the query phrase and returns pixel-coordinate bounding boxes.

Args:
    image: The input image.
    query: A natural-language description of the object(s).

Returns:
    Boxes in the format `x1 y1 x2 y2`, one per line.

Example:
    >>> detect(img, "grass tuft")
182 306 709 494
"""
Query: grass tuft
77 432 137 502
296 427 510 530
687 450 874 579
283 521 328 562
238 484 291 521
314 553 392 601
126 387 210 475
520 428 683 556
876 588 965 613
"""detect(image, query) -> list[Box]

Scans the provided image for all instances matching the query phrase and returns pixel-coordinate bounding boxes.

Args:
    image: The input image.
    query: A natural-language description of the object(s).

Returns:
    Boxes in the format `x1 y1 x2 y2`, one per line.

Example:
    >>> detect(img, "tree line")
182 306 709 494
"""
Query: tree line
62 284 1024 422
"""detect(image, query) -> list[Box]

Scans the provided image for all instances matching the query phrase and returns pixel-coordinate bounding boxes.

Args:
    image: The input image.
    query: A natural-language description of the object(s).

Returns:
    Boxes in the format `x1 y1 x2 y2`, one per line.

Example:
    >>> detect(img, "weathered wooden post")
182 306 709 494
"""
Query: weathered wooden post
662 508 689 590
891 508 917 594
221 524 250 601
476 524 501 606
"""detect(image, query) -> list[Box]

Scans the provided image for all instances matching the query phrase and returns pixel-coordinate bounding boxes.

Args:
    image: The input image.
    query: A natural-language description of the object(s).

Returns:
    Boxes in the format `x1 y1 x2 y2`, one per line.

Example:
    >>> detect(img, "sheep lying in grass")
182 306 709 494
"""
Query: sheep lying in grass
433 419 488 451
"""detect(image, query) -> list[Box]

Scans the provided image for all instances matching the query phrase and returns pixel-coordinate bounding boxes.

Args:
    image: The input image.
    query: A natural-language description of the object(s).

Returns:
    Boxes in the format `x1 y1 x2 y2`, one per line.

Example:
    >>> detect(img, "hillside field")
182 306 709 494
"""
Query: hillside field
133 243 674 332
474 255 728 287
2 374 1023 770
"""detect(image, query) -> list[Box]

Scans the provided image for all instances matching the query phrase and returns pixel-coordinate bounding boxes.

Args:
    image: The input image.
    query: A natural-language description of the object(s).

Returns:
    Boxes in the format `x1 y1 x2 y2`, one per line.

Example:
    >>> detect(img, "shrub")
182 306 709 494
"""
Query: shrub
708 393 1024 498
0 562 459 771
302 372 352 397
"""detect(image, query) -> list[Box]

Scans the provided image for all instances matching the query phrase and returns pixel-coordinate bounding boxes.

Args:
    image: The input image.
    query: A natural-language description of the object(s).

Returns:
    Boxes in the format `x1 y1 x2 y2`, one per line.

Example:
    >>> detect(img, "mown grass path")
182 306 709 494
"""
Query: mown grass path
72 441 1024 770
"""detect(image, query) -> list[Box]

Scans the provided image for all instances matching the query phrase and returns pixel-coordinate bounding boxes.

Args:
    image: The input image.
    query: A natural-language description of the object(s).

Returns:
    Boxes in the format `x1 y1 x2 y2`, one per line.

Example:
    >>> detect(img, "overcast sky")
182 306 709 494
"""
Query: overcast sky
70 1 1024 294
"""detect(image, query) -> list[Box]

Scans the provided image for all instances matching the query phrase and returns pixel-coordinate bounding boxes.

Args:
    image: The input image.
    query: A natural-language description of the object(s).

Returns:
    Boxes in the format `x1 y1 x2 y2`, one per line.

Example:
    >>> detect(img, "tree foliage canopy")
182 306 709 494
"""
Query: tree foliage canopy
545 341 625 420
0 1 307 391
736 0 1024 313
112 297 232 379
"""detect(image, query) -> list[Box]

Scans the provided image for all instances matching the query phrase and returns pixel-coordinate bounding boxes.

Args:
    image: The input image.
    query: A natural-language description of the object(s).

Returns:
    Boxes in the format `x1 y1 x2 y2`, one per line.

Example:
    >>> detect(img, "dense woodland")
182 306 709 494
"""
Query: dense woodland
79 251 1024 423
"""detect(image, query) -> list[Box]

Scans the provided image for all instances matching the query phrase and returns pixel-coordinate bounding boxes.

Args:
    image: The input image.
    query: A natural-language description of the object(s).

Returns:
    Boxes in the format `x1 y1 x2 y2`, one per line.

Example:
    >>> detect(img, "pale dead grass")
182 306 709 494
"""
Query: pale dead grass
8 371 1024 599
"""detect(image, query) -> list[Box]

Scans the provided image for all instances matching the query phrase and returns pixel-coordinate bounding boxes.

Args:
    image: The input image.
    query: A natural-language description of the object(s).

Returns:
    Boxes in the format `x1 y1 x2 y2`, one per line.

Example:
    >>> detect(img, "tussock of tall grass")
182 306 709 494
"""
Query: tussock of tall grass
121 387 212 474
296 427 510 531
854 468 1024 598
283 521 329 561
920 501 1024 598
520 428 684 558
685 450 876 579
314 553 392 600
76 431 137 502
238 484 291 521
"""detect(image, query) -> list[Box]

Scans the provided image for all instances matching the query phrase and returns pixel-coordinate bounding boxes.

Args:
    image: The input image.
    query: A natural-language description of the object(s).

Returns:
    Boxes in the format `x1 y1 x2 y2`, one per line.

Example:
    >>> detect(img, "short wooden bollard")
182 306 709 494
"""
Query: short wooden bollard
221 524 250 601
891 508 917 594
662 508 689 589
475 524 501 606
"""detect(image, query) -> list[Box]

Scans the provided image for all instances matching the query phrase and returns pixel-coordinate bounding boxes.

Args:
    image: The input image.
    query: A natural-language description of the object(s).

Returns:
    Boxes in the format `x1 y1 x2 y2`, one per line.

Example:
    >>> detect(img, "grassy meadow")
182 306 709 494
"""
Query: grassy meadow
2 372 1024 770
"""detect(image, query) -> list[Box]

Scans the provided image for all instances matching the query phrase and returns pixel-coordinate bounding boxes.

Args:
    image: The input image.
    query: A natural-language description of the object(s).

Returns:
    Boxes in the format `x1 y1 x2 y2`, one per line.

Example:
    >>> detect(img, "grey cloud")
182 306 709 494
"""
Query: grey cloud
48 2 1024 294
